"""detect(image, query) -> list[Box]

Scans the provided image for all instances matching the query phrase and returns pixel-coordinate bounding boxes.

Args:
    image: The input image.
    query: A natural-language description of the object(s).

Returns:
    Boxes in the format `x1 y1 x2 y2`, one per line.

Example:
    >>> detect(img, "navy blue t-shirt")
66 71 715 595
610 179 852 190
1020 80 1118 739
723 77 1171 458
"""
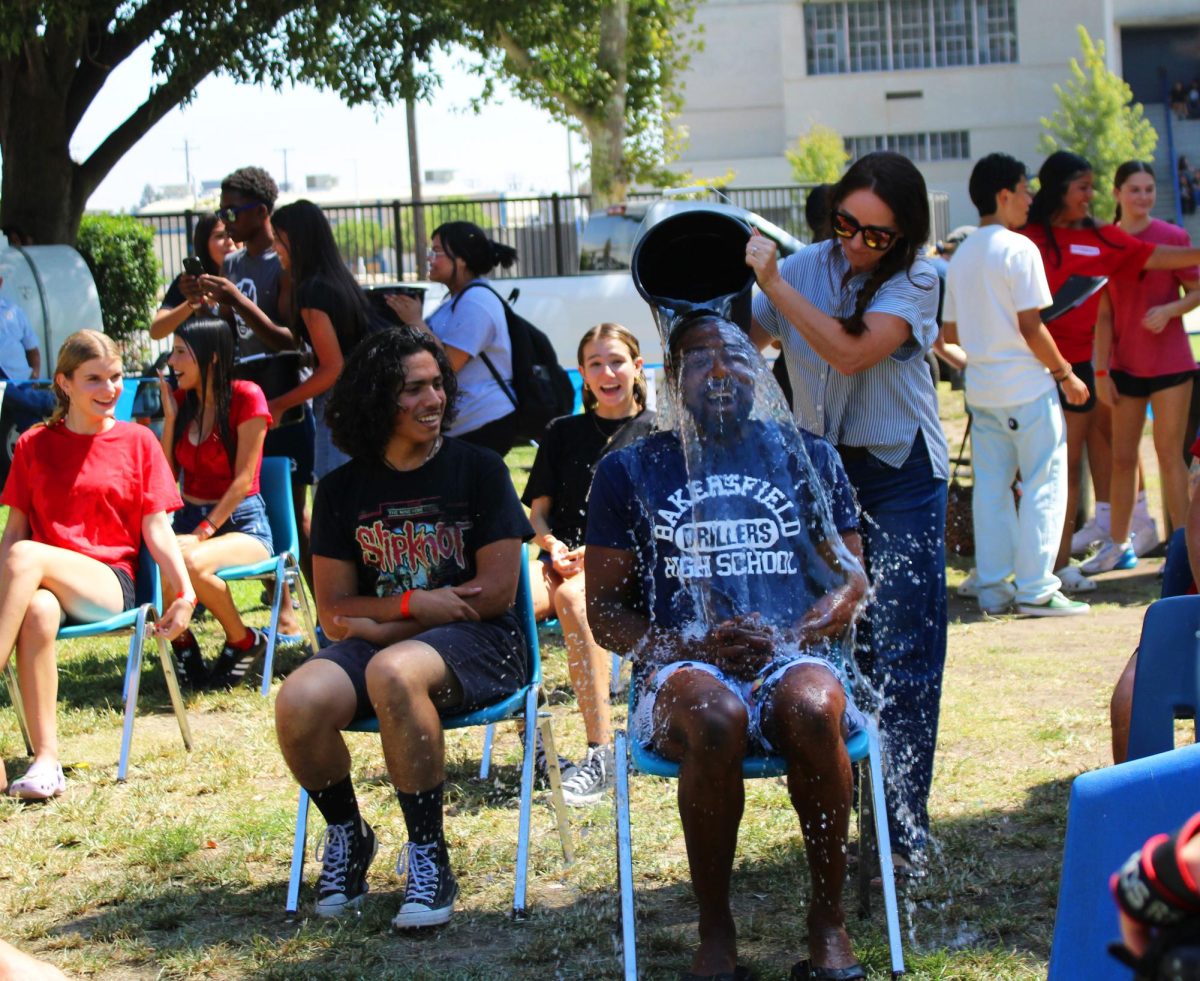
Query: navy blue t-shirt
586 424 858 633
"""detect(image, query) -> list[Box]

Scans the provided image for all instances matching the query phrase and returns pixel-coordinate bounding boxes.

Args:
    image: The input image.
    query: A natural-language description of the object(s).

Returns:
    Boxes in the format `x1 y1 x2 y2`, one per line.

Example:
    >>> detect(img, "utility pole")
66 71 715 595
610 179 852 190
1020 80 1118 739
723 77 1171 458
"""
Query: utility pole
175 139 196 205
278 147 294 193
407 90 426 280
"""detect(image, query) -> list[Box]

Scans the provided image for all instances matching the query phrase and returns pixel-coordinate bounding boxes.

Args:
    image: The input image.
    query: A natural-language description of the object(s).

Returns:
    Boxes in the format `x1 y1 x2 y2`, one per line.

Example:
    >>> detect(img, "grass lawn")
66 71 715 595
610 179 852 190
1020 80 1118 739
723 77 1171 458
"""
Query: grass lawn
0 391 1176 979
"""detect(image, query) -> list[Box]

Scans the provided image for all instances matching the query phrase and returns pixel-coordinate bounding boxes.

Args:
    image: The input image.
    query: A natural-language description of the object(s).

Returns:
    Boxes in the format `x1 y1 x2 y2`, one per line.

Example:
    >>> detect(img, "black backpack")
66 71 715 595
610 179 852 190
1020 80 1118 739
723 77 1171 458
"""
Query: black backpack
452 281 575 444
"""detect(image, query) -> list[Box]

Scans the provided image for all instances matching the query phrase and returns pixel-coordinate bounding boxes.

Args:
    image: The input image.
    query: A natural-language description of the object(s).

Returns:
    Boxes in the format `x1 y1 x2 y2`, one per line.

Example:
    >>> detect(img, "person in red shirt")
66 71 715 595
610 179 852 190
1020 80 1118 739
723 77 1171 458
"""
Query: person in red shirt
0 330 193 800
1021 151 1200 592
158 317 274 690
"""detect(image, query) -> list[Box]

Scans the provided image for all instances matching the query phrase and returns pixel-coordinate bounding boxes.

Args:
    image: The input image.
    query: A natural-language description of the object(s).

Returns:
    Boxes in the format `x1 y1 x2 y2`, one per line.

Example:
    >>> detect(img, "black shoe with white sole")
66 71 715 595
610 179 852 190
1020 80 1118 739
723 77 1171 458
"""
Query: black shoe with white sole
314 817 377 918
205 628 267 690
392 841 458 929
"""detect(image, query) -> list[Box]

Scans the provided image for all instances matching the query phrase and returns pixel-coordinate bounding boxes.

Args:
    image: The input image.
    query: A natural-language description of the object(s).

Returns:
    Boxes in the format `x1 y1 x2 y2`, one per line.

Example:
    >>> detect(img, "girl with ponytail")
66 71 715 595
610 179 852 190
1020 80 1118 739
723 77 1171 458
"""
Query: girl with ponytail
744 150 947 877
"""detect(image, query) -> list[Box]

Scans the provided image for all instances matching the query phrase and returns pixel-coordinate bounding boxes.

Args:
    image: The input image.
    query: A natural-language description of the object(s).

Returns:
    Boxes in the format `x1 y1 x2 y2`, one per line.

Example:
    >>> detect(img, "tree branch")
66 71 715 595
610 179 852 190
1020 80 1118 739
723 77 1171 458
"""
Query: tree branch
492 25 595 125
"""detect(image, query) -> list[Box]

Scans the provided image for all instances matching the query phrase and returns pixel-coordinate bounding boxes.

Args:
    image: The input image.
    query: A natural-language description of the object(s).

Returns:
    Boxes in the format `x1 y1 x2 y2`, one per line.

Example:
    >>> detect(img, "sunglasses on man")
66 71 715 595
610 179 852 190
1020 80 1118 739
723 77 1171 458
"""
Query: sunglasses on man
831 210 898 252
215 202 261 224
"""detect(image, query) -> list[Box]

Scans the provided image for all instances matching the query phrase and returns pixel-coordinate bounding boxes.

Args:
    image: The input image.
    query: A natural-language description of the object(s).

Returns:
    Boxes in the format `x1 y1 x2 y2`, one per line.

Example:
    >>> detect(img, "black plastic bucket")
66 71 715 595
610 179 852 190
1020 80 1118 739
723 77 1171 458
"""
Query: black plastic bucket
631 209 755 333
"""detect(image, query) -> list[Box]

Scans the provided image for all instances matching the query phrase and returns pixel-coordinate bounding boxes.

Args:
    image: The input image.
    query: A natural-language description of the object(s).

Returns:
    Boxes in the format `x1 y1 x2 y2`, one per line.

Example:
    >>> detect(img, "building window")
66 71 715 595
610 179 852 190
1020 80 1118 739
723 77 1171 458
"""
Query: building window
846 131 971 162
804 0 1017 75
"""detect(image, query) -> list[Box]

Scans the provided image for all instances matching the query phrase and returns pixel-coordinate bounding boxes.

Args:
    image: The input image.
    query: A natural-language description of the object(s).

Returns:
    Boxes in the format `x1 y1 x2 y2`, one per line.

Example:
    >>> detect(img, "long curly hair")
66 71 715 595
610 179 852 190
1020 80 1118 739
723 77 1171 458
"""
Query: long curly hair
46 330 122 426
326 327 459 460
828 152 932 336
171 318 237 470
576 323 648 413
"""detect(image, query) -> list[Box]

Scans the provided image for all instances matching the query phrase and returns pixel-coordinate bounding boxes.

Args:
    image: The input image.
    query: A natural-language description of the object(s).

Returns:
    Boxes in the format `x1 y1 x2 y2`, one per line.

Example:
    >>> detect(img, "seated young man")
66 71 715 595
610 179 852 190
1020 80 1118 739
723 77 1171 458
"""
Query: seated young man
274 327 533 928
586 315 869 981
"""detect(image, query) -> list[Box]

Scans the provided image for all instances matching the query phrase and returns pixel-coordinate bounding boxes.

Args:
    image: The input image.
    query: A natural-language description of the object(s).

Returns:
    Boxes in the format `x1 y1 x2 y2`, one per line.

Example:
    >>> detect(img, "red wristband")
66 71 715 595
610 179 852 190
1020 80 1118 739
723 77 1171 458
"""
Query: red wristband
1095 368 1109 377
400 589 414 619
177 590 198 608
197 518 216 539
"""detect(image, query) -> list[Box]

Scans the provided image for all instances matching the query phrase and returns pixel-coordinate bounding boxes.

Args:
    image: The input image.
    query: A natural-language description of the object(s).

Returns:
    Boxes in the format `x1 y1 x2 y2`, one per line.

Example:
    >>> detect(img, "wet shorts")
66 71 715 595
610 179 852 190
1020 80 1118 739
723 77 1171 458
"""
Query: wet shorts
1059 360 1096 414
306 614 528 723
1111 369 1196 399
631 654 866 755
174 494 274 557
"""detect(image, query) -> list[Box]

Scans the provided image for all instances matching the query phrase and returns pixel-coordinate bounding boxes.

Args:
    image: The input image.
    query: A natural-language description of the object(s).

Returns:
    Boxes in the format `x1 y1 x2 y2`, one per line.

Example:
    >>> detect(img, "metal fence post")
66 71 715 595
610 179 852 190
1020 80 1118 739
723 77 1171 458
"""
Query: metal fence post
552 193 563 276
391 200 404 280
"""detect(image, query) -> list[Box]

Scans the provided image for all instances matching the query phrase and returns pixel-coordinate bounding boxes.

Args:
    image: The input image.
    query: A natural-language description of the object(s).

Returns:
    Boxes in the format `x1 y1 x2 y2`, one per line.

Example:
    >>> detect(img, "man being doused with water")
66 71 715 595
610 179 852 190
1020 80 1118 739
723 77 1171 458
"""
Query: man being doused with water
587 315 869 981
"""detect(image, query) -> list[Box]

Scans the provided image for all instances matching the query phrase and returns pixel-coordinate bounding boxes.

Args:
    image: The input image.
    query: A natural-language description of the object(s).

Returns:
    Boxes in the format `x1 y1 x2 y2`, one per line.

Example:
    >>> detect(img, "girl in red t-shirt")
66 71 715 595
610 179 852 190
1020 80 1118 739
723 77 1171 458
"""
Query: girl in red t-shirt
0 330 193 800
159 317 273 690
1095 161 1200 576
1022 151 1200 591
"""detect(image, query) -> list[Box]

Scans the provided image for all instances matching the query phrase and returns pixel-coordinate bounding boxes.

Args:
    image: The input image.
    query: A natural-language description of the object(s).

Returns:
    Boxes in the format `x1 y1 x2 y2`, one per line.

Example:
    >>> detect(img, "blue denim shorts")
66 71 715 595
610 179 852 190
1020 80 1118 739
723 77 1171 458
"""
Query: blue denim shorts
174 494 274 556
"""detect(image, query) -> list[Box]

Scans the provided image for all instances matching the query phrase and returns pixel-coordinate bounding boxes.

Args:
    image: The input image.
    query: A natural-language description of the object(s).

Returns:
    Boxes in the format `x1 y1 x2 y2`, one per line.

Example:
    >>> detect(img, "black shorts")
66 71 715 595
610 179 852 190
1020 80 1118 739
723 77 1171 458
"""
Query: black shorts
307 614 528 723
1110 369 1196 399
113 567 137 611
263 404 316 485
1059 360 1096 414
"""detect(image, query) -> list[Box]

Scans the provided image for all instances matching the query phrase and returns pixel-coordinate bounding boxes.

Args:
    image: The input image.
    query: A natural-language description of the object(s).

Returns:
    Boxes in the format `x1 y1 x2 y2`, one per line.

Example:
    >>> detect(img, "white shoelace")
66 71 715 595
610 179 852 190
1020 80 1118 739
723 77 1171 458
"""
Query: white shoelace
562 749 606 794
315 823 351 893
398 842 440 905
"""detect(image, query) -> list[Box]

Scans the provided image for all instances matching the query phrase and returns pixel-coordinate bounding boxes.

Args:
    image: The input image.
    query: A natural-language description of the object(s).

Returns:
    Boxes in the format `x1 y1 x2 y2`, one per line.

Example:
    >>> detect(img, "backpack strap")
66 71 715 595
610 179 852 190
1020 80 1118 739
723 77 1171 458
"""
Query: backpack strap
450 281 517 408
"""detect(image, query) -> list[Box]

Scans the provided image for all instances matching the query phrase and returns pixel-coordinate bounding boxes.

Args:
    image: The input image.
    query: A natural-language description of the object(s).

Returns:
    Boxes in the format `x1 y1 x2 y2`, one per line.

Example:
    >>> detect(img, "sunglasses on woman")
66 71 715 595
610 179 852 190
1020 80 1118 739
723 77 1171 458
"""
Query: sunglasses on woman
831 210 898 252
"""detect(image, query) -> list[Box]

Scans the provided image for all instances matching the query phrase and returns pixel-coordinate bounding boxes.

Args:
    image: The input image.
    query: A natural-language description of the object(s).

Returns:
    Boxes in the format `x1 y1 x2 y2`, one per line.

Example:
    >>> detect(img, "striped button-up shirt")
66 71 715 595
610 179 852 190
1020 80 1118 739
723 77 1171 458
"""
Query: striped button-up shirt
753 240 949 481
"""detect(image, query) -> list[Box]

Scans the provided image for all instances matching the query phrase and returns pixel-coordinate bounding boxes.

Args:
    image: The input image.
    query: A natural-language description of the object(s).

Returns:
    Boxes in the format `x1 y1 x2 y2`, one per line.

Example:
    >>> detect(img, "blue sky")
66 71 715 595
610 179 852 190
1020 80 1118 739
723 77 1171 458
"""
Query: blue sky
70 44 584 211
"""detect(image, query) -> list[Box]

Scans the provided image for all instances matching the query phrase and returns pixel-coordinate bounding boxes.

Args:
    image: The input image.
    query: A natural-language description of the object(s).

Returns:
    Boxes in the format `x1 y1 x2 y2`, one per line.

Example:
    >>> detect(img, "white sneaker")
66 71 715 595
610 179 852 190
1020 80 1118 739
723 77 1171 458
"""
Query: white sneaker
1131 516 1160 557
1016 591 1090 617
1080 538 1137 576
1056 564 1098 593
957 570 979 598
1071 517 1107 556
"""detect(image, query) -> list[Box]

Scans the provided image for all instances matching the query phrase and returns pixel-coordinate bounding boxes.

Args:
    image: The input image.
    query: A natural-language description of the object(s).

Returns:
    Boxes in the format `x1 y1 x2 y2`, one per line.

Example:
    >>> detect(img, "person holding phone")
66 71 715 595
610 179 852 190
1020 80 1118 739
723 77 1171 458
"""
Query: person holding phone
150 214 237 340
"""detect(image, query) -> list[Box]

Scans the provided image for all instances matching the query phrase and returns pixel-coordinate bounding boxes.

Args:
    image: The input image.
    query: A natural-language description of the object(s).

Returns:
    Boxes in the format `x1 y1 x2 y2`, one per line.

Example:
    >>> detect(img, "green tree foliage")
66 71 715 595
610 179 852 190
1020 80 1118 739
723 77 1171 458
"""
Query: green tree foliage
0 1 460 245
456 0 700 206
75 214 159 343
1038 25 1157 223
786 124 849 184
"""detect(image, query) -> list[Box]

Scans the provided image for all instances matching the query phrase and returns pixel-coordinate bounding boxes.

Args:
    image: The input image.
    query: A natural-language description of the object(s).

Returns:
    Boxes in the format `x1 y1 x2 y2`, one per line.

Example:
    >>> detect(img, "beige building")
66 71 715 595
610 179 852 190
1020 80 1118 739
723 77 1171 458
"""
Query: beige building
672 0 1200 229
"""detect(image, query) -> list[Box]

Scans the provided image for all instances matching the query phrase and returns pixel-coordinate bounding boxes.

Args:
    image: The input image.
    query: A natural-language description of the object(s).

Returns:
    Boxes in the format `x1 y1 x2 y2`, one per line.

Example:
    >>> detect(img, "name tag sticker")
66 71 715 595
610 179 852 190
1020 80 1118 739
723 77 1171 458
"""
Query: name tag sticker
1069 244 1101 257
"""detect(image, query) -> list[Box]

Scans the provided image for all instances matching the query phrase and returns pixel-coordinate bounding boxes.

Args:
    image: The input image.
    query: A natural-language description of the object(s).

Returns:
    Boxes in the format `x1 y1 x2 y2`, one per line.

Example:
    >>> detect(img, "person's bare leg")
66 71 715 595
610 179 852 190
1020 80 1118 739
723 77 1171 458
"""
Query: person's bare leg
177 534 270 642
1111 651 1138 765
364 640 462 793
554 573 611 748
1151 379 1195 528
763 664 856 970
653 668 748 977
1087 400 1113 504
1057 410 1092 571
15 590 65 767
1108 396 1149 545
274 659 359 788
528 557 556 622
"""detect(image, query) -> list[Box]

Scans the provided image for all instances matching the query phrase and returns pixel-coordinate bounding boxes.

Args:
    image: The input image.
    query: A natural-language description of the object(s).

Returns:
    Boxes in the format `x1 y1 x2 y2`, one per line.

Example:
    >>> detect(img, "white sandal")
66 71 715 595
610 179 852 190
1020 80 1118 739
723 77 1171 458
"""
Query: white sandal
1056 565 1098 594
8 761 66 800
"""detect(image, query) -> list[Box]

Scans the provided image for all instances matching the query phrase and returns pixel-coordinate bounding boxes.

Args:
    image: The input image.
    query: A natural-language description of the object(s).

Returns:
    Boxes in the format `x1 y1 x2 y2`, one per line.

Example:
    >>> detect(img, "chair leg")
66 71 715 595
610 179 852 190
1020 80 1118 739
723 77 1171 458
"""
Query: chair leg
4 662 33 757
866 724 906 977
260 558 287 698
614 730 638 981
610 651 622 697
117 608 151 782
154 631 193 753
537 712 574 864
480 724 496 780
286 786 312 913
857 759 872 919
290 559 320 654
512 686 539 918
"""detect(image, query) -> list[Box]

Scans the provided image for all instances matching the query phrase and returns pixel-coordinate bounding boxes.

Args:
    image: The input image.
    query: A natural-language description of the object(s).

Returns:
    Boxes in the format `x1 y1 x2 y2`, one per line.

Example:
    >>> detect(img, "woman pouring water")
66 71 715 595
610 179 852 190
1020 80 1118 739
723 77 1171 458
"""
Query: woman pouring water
747 151 947 878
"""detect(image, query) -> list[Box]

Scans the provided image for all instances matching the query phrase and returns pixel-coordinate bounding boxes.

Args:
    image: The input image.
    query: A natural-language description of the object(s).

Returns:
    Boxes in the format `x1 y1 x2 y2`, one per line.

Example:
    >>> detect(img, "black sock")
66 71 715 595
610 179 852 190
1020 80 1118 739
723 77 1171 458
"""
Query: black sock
309 774 360 829
396 782 444 849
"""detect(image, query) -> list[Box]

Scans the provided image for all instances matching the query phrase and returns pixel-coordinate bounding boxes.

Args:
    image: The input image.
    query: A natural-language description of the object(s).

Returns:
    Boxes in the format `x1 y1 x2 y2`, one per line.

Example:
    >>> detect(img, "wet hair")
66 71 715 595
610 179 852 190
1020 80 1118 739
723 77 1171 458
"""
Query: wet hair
664 312 742 372
271 200 373 354
805 184 834 242
828 152 932 336
47 330 122 426
220 166 279 213
325 326 458 460
432 221 518 277
1027 151 1121 267
1112 160 1156 223
191 214 225 276
576 323 648 413
171 317 237 471
969 153 1028 217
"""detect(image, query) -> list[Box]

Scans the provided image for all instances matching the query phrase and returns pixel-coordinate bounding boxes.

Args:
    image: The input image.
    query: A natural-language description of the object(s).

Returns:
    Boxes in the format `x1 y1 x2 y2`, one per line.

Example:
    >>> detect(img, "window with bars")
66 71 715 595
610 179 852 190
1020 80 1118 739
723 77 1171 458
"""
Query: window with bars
804 0 1017 75
845 131 971 162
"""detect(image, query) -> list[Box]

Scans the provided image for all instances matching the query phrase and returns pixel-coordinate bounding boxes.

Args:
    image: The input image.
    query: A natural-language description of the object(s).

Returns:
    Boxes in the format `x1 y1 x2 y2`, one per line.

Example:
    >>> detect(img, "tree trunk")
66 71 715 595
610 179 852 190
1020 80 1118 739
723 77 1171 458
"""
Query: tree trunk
588 0 629 209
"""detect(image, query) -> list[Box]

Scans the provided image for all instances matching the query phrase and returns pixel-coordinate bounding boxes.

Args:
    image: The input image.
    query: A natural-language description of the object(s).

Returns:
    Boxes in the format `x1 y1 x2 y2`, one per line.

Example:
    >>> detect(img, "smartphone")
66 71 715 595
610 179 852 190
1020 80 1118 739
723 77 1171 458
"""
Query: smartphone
182 255 204 276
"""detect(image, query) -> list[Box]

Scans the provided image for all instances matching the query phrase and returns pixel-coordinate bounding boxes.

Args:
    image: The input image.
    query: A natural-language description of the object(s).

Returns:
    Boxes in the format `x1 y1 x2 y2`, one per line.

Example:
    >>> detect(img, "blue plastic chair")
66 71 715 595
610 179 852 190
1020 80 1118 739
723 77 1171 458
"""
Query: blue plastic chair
1126 595 1200 761
285 544 574 916
1049 743 1200 980
3 545 193 781
614 685 906 980
215 457 318 697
